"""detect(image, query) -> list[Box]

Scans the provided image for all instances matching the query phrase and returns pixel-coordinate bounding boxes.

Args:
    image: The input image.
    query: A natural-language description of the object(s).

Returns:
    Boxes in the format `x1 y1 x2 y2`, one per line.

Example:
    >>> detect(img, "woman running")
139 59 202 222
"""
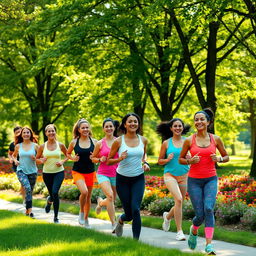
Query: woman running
12 127 38 218
157 118 190 241
107 113 150 240
36 124 68 223
179 108 229 255
91 118 119 228
67 118 97 228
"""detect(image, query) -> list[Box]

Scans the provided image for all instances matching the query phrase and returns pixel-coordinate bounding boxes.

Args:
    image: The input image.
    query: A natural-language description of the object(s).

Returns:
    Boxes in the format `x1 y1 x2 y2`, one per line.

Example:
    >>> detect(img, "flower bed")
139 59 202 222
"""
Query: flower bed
0 159 256 230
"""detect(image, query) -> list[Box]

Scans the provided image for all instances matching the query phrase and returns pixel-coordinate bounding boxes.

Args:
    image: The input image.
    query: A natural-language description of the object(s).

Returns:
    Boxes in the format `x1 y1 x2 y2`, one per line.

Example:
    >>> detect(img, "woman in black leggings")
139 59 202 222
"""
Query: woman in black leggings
36 124 68 223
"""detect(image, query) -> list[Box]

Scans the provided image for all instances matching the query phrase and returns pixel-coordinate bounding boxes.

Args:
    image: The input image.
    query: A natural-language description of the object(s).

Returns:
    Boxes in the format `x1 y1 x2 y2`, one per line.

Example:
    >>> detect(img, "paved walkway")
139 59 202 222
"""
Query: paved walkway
0 199 256 256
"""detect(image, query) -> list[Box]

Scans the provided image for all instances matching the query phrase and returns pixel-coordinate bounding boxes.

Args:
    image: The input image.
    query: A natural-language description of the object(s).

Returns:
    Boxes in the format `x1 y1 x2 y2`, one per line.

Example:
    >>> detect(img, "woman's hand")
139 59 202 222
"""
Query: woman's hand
56 160 64 167
14 160 19 166
119 150 128 161
100 156 107 163
143 163 150 172
30 155 36 161
73 154 80 162
190 152 201 164
167 153 174 162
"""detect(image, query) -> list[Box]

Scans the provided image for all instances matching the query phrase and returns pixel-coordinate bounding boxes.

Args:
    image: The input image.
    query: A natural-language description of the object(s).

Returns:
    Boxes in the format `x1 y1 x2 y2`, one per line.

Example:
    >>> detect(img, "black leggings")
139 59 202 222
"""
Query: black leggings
116 173 145 239
43 171 64 218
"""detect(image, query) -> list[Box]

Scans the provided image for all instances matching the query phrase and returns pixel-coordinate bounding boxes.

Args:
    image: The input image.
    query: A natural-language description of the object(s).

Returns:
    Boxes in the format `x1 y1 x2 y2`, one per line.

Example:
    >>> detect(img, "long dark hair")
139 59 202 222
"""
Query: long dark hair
156 118 190 141
15 126 38 144
119 113 141 134
102 118 120 137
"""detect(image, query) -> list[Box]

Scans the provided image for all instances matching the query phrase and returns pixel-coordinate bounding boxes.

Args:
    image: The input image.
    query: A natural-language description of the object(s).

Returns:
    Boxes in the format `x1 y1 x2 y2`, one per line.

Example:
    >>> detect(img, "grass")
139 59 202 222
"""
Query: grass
0 210 203 256
0 192 256 248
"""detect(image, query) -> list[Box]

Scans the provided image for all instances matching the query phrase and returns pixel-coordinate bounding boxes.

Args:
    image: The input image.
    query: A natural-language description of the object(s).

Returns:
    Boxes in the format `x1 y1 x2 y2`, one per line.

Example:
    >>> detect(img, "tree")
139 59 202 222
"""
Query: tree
0 0 70 137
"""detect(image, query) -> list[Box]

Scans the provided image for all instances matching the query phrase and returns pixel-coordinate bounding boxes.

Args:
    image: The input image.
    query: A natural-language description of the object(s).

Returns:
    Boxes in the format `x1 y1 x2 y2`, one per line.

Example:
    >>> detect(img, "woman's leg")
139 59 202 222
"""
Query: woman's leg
84 186 93 219
130 174 145 239
43 172 54 203
16 171 34 214
203 176 218 245
51 171 65 219
187 177 205 234
116 173 132 222
164 174 184 231
75 179 88 215
99 181 116 224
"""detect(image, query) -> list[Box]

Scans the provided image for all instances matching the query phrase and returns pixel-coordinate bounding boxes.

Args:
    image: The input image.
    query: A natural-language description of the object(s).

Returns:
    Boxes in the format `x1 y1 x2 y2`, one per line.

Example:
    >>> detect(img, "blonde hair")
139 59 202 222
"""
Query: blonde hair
73 119 92 138
45 124 57 132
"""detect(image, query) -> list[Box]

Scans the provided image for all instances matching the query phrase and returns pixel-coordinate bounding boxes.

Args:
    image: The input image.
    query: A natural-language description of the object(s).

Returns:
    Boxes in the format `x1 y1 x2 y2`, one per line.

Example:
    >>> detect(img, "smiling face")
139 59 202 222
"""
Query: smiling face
21 128 32 141
124 115 139 133
45 125 56 139
103 121 115 136
170 120 184 136
78 122 91 137
194 113 209 131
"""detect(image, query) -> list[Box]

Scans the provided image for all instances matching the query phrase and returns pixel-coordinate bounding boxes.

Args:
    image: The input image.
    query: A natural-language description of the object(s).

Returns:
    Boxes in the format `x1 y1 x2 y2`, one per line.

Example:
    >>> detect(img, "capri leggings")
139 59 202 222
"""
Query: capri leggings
187 175 217 228
16 170 37 209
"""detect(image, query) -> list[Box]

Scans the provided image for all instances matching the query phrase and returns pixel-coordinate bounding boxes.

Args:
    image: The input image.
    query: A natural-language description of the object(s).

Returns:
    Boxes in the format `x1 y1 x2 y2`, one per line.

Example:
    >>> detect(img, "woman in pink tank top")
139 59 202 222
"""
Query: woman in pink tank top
179 108 229 255
91 118 119 228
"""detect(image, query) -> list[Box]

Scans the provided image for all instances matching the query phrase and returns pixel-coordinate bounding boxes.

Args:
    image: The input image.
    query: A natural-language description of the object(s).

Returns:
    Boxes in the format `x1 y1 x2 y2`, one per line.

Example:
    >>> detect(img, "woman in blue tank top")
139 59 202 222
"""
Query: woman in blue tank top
107 113 150 240
13 127 39 218
157 118 190 241
67 119 97 228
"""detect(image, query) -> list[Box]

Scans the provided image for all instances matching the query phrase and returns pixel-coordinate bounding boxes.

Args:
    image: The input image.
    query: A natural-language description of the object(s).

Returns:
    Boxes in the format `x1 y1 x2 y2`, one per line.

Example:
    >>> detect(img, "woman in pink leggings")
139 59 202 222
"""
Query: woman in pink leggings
179 108 229 255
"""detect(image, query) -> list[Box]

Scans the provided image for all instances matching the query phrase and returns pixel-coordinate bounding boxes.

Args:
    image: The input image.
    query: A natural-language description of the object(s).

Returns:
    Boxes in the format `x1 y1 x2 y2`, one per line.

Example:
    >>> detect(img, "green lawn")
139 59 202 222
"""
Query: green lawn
0 210 203 256
0 192 255 247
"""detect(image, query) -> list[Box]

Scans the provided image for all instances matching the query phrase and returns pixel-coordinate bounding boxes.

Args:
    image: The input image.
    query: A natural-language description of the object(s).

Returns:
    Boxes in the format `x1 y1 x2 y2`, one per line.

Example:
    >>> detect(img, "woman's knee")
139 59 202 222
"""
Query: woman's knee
174 197 183 207
204 206 214 216
105 191 114 202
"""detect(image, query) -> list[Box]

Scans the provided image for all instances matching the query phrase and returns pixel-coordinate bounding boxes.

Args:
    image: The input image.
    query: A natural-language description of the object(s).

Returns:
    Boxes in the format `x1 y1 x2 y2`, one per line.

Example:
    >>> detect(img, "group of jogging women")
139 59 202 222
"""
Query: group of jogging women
7 109 229 255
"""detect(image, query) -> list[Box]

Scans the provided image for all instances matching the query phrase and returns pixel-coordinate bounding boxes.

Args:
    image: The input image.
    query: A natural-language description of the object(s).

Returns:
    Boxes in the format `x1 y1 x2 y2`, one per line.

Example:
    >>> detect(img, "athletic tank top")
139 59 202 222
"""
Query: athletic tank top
17 143 37 174
97 138 118 177
164 138 189 176
73 137 95 174
189 133 216 178
43 141 64 174
117 135 144 177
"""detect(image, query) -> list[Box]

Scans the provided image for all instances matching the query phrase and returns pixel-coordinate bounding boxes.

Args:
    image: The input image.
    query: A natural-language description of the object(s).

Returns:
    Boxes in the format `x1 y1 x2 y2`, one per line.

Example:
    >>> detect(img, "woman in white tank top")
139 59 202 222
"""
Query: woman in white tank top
107 113 150 239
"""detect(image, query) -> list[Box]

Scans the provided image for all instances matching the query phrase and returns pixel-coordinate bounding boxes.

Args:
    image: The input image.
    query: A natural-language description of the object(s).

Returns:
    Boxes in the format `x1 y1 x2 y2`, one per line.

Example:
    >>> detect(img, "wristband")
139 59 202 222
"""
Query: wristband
143 161 150 167
219 156 223 163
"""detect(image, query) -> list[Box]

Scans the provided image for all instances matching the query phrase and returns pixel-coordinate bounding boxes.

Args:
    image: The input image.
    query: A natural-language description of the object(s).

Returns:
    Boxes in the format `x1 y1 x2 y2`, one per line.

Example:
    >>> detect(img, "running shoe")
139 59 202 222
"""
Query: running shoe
26 212 35 219
176 230 186 241
95 197 103 215
45 196 52 213
162 212 171 232
114 215 123 237
54 217 59 224
205 244 216 255
84 219 91 229
78 212 85 225
188 225 198 250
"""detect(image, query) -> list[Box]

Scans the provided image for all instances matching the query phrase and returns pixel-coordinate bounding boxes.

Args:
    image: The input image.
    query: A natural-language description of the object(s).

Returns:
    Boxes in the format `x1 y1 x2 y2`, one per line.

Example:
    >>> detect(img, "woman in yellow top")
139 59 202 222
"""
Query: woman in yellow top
36 124 68 223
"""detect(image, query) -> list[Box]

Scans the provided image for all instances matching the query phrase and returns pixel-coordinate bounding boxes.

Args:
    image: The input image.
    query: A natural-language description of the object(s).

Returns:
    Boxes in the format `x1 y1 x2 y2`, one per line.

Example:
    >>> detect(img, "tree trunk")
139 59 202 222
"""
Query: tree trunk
249 98 256 158
250 134 256 178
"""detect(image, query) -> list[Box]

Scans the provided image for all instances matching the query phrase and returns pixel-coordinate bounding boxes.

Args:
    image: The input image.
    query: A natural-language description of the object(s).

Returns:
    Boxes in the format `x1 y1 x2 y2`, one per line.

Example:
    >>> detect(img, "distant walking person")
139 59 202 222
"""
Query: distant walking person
36 124 68 223
12 127 38 218
157 118 190 241
8 126 25 202
179 108 229 255
67 119 97 228
91 118 119 228
108 113 150 240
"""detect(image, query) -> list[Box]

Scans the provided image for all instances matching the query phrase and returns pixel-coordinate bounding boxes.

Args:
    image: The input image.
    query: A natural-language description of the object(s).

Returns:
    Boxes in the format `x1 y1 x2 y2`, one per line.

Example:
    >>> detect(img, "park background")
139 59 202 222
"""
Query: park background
0 1 256 255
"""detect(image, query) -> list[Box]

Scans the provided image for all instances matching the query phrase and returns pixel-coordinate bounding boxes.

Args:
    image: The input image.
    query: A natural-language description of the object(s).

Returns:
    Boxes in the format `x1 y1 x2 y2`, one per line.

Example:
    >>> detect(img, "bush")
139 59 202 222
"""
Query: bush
148 197 174 216
215 200 246 225
91 188 105 203
241 207 256 231
33 182 46 195
141 189 158 210
59 185 80 200
183 199 194 219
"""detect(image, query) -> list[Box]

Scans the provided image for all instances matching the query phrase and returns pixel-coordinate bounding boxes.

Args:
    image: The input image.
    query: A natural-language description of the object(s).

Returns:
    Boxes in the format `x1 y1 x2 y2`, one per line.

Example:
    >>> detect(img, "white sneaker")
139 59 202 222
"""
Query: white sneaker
176 230 186 241
78 212 85 225
95 197 103 215
84 219 91 229
162 212 170 232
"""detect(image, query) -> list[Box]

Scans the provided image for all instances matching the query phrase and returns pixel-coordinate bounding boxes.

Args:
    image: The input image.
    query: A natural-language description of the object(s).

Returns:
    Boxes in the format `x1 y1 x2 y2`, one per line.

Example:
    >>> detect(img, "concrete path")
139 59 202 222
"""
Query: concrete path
0 199 255 256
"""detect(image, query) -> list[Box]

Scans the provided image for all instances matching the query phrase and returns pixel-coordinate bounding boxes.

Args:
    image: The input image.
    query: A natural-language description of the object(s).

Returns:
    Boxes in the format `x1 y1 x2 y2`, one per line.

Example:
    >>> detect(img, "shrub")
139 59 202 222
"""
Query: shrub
91 188 105 203
33 182 46 195
183 199 194 219
215 200 246 225
148 197 174 216
241 207 256 231
141 189 158 210
59 185 80 200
